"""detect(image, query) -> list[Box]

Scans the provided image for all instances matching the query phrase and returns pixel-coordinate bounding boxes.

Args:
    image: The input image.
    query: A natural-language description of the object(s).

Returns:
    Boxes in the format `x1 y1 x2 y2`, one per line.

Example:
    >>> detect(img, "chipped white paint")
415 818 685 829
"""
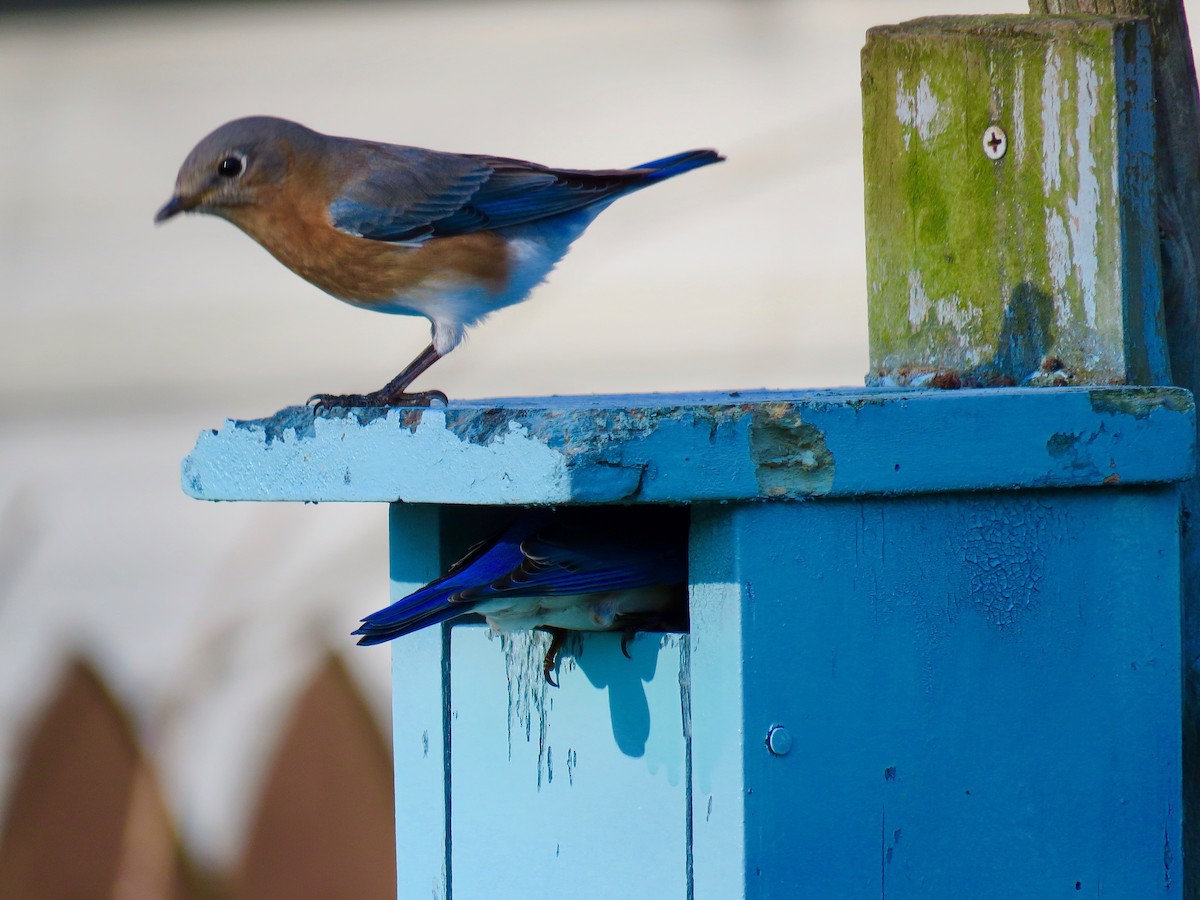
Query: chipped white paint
1012 63 1026 165
895 71 944 148
1041 48 1064 193
1036 48 1075 340
1039 49 1104 334
1067 54 1101 328
907 271 983 358
1045 209 1072 334
1045 210 1070 293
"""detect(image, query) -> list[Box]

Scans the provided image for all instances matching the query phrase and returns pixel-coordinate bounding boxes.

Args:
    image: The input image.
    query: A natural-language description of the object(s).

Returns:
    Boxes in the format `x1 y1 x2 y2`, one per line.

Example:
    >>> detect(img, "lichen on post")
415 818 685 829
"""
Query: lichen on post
862 15 1170 388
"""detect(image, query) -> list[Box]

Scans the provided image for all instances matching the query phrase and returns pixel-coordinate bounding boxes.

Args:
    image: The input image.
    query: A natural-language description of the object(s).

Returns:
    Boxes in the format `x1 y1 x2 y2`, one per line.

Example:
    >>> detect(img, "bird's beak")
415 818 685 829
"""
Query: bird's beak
154 195 187 223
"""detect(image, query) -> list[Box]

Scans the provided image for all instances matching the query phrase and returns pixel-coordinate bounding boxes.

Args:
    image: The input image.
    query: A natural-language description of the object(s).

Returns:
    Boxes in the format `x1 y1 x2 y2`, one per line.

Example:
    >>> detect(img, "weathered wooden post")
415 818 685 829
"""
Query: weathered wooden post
1026 1 1200 891
180 8 1196 898
862 15 1169 387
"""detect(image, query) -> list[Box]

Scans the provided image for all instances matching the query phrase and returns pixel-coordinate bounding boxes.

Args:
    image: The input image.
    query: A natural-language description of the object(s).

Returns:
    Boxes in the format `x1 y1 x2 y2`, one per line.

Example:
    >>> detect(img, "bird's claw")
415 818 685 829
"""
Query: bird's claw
308 392 371 410
308 389 449 410
620 631 636 659
412 389 450 407
542 628 568 688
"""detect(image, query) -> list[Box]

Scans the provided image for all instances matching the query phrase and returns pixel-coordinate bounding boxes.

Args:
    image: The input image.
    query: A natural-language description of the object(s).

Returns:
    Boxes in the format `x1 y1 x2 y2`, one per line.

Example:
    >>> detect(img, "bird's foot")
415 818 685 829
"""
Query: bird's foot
620 630 637 660
542 627 569 688
308 388 449 410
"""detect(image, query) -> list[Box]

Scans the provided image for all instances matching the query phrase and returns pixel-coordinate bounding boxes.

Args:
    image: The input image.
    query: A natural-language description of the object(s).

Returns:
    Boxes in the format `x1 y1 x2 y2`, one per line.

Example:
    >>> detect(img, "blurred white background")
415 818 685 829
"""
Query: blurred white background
2 0 1046 887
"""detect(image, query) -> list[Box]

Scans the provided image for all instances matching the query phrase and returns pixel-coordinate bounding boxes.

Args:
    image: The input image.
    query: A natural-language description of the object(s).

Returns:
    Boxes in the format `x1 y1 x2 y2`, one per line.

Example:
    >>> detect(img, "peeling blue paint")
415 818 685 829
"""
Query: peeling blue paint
238 403 318 445
1045 428 1105 479
960 500 1048 627
749 406 835 496
182 387 1194 504
1090 386 1193 419
185 469 203 495
1046 432 1081 457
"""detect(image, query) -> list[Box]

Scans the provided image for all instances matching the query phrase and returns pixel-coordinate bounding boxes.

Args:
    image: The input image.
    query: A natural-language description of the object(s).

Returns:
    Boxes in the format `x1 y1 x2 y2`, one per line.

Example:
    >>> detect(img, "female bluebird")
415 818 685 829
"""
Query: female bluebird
156 116 723 407
354 507 688 686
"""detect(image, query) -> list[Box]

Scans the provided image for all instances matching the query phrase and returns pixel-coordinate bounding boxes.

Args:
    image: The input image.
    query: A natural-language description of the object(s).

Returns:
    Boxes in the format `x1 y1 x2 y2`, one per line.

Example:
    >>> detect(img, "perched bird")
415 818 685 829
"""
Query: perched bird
355 508 688 685
155 116 723 407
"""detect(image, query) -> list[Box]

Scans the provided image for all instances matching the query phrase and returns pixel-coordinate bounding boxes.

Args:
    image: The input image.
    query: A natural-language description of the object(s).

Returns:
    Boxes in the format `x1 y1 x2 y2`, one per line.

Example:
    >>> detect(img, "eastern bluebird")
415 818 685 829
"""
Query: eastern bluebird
155 116 723 407
355 508 688 686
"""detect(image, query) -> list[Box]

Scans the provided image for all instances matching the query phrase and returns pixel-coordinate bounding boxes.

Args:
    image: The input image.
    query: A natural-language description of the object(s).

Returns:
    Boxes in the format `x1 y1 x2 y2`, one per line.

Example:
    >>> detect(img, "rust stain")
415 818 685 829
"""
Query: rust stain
928 371 962 390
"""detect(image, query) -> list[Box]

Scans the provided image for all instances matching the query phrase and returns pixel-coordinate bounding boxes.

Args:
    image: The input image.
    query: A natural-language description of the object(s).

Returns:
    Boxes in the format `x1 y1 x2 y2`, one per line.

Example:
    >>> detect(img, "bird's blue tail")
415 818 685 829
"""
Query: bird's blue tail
633 149 724 181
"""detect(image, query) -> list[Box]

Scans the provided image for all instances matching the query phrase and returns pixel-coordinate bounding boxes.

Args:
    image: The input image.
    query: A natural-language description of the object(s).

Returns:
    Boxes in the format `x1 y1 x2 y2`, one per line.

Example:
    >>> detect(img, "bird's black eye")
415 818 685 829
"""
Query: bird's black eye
217 156 244 178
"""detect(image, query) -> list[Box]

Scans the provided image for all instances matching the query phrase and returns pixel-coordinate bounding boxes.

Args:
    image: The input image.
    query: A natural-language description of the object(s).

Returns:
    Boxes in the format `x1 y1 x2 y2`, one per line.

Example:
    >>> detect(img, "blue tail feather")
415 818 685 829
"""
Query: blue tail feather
634 149 724 181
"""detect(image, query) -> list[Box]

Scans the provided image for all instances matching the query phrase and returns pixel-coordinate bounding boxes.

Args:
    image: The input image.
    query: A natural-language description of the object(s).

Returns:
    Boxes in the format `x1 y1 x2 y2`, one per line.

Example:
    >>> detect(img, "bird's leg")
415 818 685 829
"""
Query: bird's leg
309 343 448 409
542 627 569 688
370 343 446 405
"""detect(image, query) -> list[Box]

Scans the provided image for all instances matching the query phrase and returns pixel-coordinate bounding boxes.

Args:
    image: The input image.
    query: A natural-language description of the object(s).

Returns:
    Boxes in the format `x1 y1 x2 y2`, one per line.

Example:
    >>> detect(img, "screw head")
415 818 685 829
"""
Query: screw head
766 725 792 756
982 125 1008 160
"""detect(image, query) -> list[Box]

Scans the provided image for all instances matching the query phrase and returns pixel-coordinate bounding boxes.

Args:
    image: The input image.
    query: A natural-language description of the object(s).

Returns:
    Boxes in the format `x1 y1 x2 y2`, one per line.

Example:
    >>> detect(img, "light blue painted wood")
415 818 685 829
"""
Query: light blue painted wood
181 387 1193 504
388 505 449 900
447 627 689 899
688 509 747 899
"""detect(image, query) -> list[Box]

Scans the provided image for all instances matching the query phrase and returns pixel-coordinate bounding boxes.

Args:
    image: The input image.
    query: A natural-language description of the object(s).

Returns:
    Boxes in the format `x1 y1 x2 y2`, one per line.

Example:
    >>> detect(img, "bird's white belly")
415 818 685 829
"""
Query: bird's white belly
475 585 675 633
354 208 607 354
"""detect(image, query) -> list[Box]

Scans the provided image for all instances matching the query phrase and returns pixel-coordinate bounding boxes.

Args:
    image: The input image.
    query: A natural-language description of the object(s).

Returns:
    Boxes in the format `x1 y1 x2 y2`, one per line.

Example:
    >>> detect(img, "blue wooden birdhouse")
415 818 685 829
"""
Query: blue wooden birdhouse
181 11 1197 898
185 385 1191 897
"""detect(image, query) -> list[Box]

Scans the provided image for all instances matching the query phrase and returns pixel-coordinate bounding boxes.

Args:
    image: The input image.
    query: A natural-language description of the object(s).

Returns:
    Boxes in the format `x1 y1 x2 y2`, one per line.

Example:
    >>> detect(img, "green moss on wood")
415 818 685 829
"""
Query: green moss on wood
862 15 1164 386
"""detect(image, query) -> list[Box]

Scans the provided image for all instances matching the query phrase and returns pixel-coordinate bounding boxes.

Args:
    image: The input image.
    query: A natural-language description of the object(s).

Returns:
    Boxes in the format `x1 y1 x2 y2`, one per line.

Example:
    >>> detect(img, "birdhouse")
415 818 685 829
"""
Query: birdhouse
184 382 1192 896
181 11 1197 898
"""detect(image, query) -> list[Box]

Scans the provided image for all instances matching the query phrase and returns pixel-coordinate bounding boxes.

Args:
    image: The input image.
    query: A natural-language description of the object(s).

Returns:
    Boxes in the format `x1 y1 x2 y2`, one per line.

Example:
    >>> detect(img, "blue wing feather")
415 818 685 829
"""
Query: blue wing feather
465 535 683 599
354 509 687 645
353 513 549 643
329 146 723 243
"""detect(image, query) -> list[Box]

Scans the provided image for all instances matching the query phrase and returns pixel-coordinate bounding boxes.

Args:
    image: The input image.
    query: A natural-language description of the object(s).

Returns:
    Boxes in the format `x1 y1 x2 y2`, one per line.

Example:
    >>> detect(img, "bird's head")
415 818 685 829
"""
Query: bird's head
155 116 313 224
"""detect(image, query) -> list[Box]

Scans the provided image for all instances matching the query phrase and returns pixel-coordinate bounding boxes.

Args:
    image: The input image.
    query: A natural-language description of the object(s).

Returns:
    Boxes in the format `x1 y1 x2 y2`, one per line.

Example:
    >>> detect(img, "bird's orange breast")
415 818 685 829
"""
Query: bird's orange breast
227 184 511 306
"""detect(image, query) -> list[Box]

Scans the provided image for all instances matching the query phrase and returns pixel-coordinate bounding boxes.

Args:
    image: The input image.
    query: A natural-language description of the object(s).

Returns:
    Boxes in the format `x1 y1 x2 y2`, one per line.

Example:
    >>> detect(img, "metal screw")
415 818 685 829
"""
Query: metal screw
766 725 792 756
982 125 1007 160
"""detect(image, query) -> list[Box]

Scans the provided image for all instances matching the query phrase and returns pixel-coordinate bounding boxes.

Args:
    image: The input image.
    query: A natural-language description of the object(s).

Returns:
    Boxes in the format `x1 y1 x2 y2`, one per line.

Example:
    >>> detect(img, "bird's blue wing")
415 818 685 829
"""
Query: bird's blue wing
327 144 495 243
329 145 723 243
353 512 552 645
427 150 722 236
461 525 686 601
354 509 687 645
421 162 636 236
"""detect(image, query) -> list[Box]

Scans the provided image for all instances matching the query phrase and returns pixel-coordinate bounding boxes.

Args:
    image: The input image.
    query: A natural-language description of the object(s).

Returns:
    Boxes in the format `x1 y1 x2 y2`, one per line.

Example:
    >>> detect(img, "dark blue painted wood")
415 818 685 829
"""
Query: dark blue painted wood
693 492 1182 896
